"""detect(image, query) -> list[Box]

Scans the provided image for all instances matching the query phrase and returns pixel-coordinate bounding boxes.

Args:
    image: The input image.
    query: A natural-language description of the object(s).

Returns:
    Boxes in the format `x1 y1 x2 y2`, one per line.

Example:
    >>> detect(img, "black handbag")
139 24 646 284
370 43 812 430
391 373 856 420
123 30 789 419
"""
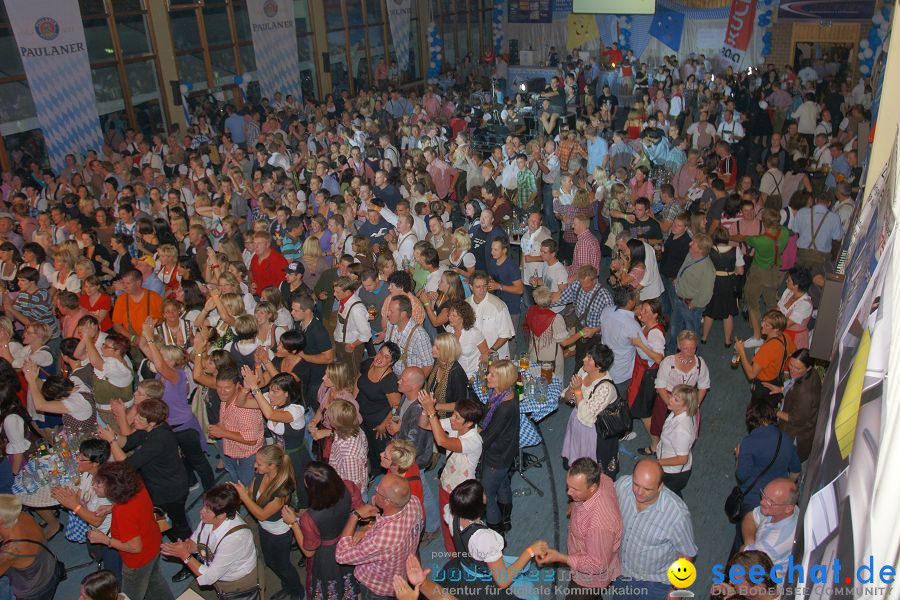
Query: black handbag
595 380 632 439
725 431 783 523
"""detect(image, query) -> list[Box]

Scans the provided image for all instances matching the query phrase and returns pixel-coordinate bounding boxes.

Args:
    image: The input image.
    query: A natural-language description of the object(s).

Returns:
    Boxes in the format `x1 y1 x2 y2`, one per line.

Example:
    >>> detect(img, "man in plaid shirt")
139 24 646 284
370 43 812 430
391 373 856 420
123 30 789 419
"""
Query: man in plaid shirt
568 215 602 278
335 474 424 599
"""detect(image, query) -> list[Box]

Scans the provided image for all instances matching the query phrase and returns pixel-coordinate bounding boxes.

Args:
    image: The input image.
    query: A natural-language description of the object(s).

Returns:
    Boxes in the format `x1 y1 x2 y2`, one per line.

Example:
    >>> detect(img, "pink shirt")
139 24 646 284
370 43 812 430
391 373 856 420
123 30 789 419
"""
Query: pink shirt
568 475 623 588
426 158 457 200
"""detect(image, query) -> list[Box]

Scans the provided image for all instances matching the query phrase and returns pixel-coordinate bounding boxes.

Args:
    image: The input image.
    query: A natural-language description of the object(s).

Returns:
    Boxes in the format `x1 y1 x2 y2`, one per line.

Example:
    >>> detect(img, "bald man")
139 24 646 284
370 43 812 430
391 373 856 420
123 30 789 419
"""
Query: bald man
389 366 439 540
336 473 424 598
613 460 698 600
741 478 798 569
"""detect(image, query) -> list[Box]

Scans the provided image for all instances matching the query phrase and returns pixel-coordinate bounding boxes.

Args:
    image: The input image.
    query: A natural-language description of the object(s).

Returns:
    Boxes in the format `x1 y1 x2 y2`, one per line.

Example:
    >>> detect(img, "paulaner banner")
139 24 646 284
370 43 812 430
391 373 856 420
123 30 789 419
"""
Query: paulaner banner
387 0 412 74
247 0 303 102
720 0 757 70
5 0 104 173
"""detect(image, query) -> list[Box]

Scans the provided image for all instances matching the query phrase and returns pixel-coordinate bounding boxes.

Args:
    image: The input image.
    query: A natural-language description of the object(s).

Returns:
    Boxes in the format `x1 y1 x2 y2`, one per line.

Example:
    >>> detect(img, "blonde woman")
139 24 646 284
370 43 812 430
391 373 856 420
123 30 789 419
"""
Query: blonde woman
156 244 181 299
260 286 294 329
74 258 95 281
425 332 469 414
231 445 303 600
656 384 698 496
472 359 520 533
253 301 285 351
308 362 360 461
51 250 79 295
0 321 53 370
322 399 368 493
300 236 330 289
447 228 476 279
379 439 424 508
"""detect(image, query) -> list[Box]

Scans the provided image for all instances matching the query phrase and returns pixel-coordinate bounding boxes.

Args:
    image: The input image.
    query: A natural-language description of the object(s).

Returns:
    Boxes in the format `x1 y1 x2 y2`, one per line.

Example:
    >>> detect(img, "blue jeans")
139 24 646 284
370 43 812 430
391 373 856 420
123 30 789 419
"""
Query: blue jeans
422 465 441 534
661 276 677 318
667 297 704 353
360 587 394 600
612 577 672 600
481 463 513 525
224 455 256 486
542 185 560 236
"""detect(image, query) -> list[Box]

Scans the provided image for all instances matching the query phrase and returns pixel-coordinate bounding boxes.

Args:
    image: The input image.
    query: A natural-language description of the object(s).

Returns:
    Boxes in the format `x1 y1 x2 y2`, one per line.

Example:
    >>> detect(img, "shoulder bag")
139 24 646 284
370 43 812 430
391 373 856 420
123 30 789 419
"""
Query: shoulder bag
724 431 783 523
595 379 632 439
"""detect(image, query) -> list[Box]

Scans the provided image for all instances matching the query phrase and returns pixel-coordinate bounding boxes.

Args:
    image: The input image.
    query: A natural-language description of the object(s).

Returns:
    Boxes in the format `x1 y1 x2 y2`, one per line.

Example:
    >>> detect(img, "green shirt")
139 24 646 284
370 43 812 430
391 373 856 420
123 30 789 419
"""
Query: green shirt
745 227 789 269
674 255 716 308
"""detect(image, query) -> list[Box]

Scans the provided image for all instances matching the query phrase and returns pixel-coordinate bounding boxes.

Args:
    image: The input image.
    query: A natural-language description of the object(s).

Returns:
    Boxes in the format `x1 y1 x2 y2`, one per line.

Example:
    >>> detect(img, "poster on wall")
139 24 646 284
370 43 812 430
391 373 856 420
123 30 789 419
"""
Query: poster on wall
5 0 104 172
719 0 756 70
387 0 412 73
246 0 303 102
508 0 554 24
777 0 875 20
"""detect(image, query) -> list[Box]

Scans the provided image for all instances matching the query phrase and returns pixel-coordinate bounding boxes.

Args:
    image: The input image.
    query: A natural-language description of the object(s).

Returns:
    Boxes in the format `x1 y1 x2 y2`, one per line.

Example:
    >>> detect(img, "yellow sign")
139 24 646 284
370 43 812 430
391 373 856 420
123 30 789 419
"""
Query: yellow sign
668 558 697 588
566 14 600 52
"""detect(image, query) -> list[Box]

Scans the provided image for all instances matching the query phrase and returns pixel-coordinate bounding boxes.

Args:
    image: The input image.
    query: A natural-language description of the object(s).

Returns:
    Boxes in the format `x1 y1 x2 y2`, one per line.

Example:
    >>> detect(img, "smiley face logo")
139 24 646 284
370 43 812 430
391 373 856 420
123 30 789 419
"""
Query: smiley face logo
668 558 696 588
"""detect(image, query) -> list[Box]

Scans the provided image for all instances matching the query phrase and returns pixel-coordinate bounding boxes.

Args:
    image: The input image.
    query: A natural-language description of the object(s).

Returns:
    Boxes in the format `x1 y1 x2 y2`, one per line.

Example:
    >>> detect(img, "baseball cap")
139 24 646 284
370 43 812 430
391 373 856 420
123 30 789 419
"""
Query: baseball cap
284 262 305 275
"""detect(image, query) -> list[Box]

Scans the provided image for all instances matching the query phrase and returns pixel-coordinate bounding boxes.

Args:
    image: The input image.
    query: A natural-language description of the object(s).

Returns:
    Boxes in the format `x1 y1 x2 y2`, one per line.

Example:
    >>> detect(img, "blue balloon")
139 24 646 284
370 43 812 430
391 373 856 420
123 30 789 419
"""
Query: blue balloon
234 75 243 85
185 82 193 91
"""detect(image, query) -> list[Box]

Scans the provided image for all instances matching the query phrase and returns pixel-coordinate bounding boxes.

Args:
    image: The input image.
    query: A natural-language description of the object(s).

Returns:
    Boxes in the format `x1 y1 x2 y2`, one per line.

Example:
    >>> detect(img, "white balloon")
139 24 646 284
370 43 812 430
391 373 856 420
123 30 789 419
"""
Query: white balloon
873 13 883 24
860 39 870 49
864 47 874 58
860 64 870 74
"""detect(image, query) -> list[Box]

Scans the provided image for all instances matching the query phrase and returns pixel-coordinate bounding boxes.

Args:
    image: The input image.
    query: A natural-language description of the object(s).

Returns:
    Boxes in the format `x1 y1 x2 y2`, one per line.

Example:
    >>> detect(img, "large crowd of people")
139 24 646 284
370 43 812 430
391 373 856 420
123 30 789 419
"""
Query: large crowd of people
0 45 865 600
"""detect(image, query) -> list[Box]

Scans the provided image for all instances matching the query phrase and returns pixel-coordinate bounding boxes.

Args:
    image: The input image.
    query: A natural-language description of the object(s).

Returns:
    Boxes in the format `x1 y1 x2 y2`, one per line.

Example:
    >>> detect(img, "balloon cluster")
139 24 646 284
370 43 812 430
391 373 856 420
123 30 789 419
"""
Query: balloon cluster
617 15 632 50
859 0 892 75
427 22 443 82
493 0 505 55
756 0 777 56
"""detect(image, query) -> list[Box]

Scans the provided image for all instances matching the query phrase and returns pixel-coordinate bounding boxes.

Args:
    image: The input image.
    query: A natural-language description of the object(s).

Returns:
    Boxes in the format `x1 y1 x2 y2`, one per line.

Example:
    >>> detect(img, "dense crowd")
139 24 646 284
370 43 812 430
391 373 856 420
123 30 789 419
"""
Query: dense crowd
0 46 866 600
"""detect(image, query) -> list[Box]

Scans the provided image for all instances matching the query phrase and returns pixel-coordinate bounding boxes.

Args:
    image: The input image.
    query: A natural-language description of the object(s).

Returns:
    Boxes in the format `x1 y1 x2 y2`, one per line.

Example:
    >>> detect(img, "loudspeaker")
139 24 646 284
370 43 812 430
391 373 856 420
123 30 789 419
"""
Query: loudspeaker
509 39 519 65
526 77 546 93
170 81 182 106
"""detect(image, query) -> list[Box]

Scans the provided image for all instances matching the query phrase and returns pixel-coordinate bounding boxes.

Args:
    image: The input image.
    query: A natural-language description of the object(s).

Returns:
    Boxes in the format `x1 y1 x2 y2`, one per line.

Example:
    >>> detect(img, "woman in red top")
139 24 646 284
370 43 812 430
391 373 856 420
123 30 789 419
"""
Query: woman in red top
80 275 114 331
379 439 424 510
86 462 175 600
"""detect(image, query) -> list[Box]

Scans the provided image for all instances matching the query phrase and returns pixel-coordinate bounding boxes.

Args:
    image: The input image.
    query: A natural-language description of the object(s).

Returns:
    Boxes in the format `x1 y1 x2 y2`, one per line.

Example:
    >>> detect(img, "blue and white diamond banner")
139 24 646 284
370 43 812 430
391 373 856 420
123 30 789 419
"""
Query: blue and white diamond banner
6 0 103 173
247 0 303 102
387 0 412 74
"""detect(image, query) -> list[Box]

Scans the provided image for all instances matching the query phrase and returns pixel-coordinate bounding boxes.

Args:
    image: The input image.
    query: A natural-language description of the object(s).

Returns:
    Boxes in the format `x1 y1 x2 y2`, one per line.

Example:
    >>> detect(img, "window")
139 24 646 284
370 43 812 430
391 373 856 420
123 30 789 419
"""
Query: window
116 13 152 58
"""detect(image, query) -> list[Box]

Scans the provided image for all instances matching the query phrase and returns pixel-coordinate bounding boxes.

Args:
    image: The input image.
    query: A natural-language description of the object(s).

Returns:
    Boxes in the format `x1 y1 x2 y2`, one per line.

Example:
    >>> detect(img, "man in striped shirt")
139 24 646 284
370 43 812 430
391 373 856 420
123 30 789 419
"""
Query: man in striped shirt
613 460 698 600
535 458 623 599
4 266 60 349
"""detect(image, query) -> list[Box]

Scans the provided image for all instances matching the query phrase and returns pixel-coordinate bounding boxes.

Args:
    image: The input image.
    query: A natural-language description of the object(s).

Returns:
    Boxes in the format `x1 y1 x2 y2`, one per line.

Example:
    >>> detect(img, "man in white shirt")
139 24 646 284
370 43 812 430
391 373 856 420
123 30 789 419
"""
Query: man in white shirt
380 199 427 241
520 212 552 307
162 500 257 588
535 239 569 313
333 277 371 365
797 62 820 85
389 215 418 270
741 478 799 570
833 182 855 234
467 271 515 359
758 155 784 204
417 245 446 293
812 134 833 170
716 110 745 144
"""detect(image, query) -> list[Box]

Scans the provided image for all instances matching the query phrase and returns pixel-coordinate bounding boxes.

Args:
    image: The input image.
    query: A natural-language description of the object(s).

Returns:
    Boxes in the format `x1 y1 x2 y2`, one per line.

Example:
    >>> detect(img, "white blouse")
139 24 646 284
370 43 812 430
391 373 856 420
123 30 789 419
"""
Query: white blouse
575 369 617 427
